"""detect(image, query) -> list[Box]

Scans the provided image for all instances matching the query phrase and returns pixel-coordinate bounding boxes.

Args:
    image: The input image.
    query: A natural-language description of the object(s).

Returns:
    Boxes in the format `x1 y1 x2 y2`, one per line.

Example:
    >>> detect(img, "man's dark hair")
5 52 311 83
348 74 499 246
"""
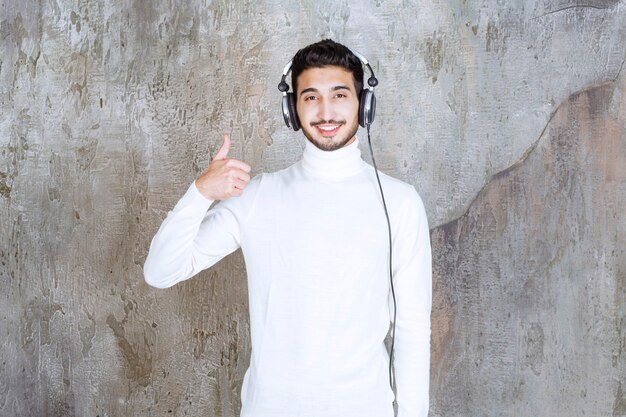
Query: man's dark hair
291 39 364 96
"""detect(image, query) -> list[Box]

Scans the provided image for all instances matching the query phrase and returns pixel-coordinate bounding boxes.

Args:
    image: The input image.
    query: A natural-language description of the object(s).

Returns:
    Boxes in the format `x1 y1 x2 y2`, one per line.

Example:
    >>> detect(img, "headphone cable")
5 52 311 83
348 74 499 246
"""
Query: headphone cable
365 123 398 412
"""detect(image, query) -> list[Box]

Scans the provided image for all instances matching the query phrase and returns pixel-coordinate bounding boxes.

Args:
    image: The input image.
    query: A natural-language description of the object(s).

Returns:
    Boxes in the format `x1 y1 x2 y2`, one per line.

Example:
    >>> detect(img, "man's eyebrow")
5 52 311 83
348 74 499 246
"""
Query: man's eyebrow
299 85 352 97
299 87 318 97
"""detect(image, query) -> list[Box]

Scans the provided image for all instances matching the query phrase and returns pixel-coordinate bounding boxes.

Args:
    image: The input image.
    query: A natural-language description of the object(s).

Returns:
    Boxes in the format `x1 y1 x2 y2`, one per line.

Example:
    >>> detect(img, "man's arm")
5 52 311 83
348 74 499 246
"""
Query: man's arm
143 134 253 288
391 189 432 417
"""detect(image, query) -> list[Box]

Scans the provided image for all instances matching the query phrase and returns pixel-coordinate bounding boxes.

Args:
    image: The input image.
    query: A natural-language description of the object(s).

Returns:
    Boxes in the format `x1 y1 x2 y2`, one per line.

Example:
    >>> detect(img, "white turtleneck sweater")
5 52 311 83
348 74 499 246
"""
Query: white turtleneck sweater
144 138 432 417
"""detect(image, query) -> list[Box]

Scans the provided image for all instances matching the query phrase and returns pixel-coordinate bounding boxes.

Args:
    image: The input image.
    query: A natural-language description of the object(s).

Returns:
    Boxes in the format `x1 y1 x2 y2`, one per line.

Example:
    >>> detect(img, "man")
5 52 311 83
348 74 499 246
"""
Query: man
144 39 432 417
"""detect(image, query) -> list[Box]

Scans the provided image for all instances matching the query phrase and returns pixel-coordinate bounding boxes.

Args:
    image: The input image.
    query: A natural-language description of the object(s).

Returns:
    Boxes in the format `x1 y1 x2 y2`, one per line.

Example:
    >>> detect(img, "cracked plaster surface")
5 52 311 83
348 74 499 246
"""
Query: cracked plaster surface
1 0 624 415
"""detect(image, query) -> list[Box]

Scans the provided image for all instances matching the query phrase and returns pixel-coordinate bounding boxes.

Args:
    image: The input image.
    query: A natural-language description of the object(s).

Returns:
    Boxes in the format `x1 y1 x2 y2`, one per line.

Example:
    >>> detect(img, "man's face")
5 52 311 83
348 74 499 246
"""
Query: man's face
295 65 360 152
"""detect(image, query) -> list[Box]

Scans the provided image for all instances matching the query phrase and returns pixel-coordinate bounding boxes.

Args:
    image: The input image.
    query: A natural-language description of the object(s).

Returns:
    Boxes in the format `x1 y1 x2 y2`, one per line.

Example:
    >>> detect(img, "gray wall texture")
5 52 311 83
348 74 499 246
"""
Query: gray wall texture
1 0 625 416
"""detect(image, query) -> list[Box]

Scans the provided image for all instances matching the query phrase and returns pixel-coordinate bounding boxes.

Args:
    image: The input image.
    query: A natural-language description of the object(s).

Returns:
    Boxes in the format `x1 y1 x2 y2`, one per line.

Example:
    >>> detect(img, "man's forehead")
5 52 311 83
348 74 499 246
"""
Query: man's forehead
296 66 356 92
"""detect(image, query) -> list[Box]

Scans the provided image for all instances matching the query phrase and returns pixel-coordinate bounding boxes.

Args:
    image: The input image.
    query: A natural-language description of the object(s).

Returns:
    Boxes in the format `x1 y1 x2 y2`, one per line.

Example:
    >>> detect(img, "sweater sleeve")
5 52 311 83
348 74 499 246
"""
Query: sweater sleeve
390 189 432 417
143 177 260 289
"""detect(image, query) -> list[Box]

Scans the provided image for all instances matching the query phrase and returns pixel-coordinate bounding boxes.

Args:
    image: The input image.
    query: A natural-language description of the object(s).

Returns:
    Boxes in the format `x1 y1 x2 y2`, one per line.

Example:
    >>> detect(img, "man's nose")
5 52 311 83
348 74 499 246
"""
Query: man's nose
318 98 334 121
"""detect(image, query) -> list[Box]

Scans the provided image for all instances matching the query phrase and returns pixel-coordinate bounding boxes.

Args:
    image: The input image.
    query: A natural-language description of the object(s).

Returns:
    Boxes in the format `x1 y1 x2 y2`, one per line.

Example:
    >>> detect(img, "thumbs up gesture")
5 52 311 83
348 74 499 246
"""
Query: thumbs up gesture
195 134 252 201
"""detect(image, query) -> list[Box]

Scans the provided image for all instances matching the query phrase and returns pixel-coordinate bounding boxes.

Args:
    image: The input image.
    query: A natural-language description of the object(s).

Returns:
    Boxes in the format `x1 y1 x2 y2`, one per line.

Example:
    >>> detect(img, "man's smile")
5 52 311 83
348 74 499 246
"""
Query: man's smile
312 121 345 137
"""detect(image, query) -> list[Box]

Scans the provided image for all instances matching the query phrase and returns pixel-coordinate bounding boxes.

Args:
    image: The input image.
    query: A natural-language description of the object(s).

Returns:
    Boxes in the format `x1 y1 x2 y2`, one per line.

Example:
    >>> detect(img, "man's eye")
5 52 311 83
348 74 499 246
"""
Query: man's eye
304 96 317 101
335 93 346 98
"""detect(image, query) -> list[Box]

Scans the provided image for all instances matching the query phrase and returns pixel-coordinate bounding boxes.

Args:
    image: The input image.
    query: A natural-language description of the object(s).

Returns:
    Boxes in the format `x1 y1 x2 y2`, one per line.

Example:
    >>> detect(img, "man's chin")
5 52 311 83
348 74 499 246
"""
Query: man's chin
303 130 355 152
306 136 351 152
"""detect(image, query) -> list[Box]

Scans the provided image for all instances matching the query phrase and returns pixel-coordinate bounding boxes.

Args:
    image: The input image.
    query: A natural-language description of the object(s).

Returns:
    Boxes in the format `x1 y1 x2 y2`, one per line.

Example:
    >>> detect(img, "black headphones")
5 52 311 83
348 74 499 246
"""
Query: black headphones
277 48 379 131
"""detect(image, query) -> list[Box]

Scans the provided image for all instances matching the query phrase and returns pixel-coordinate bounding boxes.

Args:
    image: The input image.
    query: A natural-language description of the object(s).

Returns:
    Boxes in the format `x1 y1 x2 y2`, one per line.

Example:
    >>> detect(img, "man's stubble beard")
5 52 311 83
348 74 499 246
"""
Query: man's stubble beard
300 117 359 152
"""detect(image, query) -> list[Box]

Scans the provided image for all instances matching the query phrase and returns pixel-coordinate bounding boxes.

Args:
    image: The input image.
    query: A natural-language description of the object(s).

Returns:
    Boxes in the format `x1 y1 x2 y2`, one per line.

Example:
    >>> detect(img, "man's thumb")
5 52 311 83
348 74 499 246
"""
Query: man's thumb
213 134 230 160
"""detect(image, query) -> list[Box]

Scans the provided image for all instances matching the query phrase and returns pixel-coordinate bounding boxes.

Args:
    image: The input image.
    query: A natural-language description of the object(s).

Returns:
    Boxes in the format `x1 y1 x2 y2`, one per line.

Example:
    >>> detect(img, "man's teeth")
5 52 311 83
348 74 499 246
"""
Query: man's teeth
319 125 338 131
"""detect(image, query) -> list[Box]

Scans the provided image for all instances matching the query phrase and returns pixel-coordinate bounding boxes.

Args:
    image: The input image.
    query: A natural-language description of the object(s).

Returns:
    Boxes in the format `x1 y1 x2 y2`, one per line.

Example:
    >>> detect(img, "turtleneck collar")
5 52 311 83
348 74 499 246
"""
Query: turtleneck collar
300 137 367 180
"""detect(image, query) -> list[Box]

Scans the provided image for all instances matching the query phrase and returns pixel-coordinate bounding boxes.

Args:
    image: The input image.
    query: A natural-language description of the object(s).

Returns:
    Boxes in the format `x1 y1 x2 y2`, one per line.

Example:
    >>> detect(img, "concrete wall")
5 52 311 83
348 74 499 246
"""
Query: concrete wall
1 0 624 415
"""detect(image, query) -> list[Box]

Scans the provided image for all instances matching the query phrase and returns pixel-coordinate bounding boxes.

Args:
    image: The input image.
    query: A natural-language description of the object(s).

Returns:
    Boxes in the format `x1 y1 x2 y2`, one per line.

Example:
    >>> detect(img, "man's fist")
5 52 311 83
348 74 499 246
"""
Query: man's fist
195 134 251 200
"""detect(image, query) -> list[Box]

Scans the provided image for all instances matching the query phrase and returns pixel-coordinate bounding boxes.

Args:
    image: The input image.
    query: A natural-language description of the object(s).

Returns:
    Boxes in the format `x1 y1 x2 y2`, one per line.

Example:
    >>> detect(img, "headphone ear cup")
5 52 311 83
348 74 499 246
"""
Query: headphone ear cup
281 93 300 131
287 93 300 131
359 89 376 127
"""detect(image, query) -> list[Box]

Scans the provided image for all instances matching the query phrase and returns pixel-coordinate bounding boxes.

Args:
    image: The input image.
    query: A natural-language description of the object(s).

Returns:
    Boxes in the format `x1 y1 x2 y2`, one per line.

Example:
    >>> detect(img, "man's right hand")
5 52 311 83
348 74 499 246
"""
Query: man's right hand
195 134 251 200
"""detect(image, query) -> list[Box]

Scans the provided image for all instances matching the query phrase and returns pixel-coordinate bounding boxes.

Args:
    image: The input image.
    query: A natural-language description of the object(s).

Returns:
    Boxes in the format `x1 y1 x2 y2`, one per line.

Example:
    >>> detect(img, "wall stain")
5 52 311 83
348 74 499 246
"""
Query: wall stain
0 171 11 199
422 32 444 83
70 10 81 33
192 327 216 359
522 322 545 376
22 295 64 353
106 298 153 387
79 310 96 357
47 153 62 202
2 109 31 201
485 18 508 54
75 136 98 172
613 381 626 416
